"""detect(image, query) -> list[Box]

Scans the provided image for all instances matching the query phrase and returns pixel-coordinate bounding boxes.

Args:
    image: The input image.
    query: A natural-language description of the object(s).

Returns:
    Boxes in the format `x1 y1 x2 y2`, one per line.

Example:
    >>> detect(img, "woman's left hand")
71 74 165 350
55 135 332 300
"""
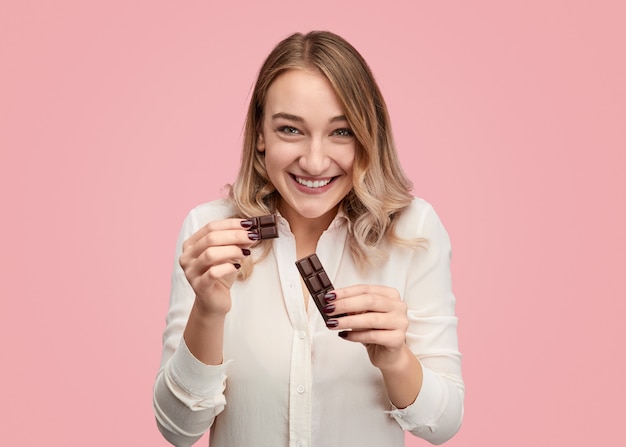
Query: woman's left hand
324 285 409 371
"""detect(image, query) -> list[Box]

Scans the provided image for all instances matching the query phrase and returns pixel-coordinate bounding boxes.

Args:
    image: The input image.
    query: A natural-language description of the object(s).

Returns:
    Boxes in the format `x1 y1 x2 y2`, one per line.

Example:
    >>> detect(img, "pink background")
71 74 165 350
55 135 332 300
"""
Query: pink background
1 1 625 445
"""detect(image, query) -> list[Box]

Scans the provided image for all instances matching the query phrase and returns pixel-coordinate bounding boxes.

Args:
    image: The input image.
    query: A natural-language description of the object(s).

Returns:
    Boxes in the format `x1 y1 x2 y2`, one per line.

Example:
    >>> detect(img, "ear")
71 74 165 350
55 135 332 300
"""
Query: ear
256 133 265 152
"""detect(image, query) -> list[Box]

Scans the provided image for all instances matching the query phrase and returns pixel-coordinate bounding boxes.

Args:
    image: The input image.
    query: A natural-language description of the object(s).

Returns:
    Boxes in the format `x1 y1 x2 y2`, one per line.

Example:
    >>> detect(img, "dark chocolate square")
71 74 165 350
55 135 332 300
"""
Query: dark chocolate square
295 253 346 322
248 214 278 240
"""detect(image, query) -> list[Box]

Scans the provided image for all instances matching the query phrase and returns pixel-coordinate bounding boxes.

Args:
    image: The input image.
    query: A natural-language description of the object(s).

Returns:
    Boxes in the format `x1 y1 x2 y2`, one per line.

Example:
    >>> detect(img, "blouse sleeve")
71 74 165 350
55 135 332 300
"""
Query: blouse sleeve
387 201 465 444
153 209 231 447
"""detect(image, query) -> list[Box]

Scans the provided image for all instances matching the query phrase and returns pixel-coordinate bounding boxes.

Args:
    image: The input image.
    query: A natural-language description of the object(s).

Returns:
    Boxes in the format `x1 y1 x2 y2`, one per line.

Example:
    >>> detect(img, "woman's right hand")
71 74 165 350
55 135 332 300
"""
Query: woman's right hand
179 218 256 316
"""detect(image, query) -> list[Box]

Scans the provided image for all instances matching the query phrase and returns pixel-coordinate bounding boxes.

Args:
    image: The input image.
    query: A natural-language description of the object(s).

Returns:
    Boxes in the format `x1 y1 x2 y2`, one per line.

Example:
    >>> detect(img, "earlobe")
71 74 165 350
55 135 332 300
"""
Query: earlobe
256 134 265 152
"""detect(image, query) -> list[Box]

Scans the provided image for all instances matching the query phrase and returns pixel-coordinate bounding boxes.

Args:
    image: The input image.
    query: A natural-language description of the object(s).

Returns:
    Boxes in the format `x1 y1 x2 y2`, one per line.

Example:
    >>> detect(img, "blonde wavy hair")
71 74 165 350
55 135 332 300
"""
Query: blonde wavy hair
228 31 415 277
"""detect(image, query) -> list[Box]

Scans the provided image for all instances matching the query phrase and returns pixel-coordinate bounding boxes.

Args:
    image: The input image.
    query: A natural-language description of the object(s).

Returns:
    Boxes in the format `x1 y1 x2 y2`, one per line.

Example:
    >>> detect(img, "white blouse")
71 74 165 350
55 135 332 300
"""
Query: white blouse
153 197 464 447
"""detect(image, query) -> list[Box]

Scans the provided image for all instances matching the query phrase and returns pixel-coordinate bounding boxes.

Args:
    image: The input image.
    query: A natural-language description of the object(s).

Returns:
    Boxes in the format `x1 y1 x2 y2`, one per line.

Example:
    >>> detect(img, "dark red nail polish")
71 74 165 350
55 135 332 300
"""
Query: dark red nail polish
326 319 339 328
323 303 335 314
247 232 260 241
233 263 241 269
324 292 336 301
242 248 251 256
338 331 349 338
240 219 253 229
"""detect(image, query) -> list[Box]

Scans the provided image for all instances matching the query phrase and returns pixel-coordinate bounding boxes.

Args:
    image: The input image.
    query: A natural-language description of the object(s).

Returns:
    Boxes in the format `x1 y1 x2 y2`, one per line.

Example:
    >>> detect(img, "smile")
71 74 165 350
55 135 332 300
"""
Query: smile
294 176 333 188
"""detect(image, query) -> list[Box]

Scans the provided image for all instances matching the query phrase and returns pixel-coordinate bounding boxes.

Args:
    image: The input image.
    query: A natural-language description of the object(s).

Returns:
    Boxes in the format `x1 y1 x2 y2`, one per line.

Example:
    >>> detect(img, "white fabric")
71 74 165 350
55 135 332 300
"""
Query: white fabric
154 197 464 447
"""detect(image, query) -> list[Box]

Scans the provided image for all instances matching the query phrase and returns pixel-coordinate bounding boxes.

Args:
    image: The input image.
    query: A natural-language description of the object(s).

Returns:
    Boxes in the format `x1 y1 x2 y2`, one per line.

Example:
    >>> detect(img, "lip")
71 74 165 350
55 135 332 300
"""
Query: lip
290 174 337 194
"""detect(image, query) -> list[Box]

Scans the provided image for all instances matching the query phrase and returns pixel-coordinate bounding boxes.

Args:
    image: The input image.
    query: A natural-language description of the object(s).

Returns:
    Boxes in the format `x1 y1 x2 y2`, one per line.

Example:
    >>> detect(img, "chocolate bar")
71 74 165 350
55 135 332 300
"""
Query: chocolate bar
295 253 345 322
247 215 278 239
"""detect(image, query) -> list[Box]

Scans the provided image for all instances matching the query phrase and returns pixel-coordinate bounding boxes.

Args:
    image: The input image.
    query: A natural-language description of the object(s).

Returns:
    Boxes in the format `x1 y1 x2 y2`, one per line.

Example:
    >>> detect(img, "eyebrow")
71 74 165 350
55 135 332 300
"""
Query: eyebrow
271 112 348 123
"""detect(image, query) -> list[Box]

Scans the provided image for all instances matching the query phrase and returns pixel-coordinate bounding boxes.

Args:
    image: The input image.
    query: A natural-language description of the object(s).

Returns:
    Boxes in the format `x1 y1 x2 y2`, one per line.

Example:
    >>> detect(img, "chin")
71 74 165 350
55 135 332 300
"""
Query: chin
277 193 345 223
297 204 340 220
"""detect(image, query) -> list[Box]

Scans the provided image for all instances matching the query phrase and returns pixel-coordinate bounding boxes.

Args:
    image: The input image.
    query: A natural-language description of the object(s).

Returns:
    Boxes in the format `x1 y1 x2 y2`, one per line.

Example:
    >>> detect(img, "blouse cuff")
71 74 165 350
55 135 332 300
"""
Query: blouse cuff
165 339 231 410
386 366 445 435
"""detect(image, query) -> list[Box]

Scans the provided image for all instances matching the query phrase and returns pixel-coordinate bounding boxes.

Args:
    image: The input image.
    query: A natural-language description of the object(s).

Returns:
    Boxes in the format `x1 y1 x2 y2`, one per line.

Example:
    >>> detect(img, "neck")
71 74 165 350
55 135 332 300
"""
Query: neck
279 203 339 255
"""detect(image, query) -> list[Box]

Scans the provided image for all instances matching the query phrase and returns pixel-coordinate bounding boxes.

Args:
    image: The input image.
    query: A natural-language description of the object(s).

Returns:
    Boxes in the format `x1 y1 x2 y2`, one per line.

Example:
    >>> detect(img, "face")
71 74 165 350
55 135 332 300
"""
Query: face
257 69 355 228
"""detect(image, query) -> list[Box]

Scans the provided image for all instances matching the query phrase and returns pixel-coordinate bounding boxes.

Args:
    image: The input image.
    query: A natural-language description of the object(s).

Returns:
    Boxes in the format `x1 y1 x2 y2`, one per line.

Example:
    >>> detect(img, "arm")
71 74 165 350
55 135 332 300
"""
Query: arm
388 203 464 443
153 210 253 446
325 202 464 444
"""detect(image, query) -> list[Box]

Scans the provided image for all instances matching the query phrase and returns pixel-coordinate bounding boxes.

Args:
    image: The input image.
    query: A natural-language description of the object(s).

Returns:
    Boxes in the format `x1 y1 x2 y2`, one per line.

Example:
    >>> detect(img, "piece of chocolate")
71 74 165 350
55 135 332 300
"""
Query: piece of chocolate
248 215 278 239
296 253 346 322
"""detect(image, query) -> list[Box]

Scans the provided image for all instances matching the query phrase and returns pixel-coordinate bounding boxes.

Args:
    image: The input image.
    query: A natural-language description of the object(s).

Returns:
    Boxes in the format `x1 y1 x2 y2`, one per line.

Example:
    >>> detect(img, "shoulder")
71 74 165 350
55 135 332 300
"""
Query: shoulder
185 199 236 231
394 197 447 240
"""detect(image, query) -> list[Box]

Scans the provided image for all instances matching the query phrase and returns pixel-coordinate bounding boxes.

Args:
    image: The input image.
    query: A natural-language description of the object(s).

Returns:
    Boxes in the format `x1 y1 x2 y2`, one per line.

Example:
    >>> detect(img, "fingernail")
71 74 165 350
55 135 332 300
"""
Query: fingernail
240 219 253 229
324 292 336 301
242 248 251 256
247 232 260 241
233 263 241 269
326 319 339 328
338 331 349 339
323 303 335 314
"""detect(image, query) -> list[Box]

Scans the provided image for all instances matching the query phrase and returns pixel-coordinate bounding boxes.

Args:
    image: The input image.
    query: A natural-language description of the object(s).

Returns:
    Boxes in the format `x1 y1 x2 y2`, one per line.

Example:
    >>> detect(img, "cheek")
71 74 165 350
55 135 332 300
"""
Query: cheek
263 144 293 179
335 147 356 173
263 154 280 178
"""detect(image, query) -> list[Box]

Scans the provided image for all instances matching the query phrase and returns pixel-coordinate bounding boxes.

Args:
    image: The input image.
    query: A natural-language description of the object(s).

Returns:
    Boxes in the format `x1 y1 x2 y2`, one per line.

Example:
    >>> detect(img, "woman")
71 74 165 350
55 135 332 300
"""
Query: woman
154 31 464 447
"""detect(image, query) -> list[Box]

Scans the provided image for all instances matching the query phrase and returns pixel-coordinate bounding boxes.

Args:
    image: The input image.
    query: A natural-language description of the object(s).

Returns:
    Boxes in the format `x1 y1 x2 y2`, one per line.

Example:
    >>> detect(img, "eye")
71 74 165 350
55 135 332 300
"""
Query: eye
332 128 354 137
278 126 301 135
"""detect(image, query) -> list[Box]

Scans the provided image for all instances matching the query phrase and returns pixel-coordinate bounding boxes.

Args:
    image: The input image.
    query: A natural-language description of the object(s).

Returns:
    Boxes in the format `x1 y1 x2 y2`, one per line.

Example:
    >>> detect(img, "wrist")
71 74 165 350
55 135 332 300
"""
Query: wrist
379 346 423 409
184 300 228 366
377 345 414 375
193 290 232 318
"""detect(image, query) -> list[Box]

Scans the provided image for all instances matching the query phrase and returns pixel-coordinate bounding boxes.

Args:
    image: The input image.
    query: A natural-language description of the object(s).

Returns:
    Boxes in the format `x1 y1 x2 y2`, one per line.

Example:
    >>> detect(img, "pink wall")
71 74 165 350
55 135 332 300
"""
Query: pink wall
1 1 624 445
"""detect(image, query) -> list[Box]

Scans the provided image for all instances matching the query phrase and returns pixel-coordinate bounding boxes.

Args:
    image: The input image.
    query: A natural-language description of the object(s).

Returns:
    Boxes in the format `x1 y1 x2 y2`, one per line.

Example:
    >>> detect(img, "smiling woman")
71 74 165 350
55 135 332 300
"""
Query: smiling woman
258 69 356 229
153 31 464 447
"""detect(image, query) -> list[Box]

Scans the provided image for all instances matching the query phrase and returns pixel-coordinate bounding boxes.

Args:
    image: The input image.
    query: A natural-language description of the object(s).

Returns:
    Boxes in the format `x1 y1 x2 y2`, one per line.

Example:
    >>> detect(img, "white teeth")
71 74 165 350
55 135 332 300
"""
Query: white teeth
296 177 331 188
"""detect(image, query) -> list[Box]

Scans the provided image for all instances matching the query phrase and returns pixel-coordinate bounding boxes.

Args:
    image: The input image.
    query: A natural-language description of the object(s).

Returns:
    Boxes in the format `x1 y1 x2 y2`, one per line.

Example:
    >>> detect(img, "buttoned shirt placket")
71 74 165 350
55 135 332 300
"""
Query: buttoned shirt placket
273 216 347 447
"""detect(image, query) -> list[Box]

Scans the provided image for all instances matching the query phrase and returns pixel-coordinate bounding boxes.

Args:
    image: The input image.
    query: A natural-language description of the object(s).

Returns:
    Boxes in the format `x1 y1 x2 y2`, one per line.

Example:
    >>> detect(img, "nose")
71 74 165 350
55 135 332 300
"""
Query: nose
299 136 330 175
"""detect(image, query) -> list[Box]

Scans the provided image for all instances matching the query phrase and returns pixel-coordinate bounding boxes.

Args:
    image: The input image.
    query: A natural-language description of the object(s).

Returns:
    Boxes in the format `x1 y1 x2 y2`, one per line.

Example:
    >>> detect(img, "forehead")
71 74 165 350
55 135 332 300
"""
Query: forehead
264 69 345 119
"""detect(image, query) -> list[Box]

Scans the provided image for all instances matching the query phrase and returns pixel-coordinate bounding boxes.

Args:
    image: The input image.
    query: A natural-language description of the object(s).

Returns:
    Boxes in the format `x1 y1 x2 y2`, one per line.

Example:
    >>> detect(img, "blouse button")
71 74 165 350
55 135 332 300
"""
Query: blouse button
297 330 306 340
296 385 305 394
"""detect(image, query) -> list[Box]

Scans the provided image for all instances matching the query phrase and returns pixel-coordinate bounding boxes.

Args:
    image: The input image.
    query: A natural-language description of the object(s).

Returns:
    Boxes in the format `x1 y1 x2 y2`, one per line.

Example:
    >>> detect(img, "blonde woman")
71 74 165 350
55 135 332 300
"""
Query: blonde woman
154 31 464 447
